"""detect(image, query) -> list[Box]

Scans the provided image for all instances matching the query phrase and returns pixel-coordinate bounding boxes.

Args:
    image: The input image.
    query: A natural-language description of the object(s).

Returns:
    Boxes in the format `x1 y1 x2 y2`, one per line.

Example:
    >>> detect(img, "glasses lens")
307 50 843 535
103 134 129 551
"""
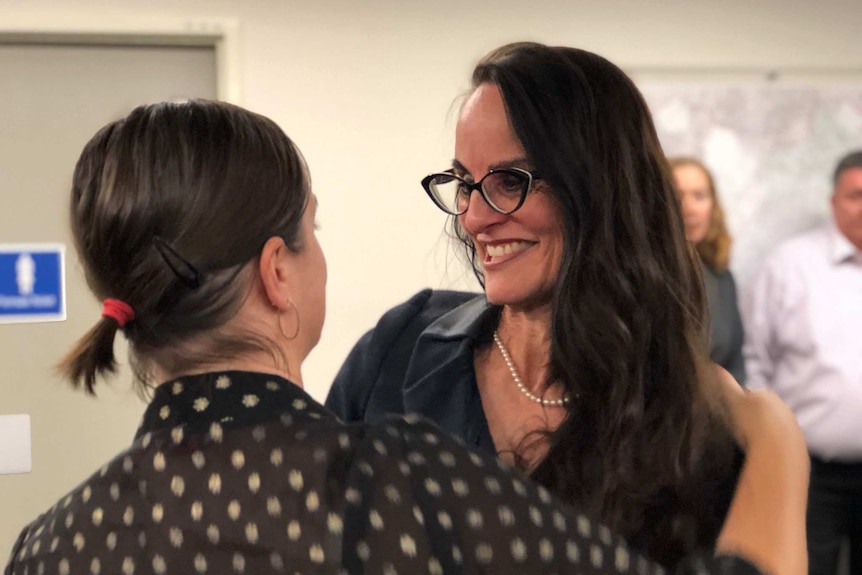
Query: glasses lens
427 173 469 214
483 170 530 213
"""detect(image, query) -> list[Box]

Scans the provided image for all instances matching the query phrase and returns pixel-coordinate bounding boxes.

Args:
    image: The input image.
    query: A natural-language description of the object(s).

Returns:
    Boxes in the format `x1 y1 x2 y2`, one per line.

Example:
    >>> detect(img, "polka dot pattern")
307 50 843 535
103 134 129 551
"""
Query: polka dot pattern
4 370 756 575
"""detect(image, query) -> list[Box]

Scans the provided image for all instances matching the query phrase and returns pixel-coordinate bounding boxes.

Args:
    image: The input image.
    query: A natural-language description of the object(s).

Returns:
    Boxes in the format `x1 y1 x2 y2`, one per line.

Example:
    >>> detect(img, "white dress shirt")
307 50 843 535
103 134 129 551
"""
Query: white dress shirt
743 225 862 461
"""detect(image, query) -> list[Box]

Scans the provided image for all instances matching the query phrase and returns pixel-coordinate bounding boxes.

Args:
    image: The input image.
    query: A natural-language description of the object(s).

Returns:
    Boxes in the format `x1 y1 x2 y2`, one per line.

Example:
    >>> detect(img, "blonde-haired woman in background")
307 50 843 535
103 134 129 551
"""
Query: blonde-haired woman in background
669 157 746 385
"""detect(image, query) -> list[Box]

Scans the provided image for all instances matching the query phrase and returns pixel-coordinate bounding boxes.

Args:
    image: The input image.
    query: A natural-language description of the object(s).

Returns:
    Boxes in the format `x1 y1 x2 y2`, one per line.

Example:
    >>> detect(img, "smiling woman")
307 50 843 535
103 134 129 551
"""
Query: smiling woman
328 42 750 568
452 84 565 314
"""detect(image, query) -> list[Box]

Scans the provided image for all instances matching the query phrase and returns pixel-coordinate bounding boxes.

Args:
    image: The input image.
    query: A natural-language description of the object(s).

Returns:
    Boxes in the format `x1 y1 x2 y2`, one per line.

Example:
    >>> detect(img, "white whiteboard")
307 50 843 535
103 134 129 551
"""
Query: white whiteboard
636 78 862 288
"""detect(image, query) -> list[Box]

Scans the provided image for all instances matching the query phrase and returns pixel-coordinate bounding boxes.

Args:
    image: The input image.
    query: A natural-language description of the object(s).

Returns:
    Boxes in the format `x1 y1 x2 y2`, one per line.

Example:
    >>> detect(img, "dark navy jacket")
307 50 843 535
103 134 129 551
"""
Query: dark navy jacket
326 289 497 452
327 289 744 568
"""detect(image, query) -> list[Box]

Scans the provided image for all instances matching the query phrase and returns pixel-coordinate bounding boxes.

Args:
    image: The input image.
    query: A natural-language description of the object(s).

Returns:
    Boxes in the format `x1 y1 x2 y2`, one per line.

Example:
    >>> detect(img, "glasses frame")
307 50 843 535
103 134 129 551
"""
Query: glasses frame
421 167 541 216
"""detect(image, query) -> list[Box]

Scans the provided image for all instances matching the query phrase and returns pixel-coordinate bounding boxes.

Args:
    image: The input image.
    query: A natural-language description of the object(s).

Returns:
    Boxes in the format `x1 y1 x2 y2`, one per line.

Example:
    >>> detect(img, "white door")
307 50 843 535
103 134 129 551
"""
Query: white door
0 41 217 559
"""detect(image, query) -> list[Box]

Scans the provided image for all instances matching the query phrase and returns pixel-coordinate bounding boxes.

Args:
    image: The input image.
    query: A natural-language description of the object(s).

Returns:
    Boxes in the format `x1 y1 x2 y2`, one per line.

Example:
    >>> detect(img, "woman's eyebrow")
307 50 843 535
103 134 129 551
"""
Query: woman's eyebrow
451 159 468 174
488 157 531 170
450 157 531 174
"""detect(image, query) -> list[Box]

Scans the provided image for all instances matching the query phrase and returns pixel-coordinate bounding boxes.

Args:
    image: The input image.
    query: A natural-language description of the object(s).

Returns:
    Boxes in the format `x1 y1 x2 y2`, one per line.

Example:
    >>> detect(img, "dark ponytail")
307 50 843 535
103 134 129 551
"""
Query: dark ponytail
59 317 124 395
60 100 309 393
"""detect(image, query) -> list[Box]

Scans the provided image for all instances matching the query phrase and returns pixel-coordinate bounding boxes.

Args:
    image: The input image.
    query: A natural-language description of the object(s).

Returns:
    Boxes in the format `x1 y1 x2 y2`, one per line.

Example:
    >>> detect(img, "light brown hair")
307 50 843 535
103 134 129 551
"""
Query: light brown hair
668 156 733 271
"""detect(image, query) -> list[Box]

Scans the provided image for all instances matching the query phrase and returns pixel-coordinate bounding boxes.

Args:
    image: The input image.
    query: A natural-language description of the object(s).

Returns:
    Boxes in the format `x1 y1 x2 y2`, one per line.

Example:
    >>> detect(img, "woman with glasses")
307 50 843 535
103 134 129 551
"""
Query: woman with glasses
327 42 807 571
4 99 801 575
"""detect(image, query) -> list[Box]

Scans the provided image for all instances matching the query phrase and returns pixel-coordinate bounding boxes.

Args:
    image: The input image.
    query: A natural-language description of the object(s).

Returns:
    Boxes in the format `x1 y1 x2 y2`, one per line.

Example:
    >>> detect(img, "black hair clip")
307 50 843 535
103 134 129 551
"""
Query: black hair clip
152 236 202 289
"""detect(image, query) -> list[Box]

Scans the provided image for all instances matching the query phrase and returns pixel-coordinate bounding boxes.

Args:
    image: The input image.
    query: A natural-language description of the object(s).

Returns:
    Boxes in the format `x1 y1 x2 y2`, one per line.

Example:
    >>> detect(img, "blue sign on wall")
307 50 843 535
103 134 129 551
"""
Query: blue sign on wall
0 245 66 324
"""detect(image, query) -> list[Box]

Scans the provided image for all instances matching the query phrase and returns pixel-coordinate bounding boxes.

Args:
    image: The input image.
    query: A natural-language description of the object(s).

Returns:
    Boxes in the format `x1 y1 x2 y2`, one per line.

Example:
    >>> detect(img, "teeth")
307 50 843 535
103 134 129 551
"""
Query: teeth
486 241 530 257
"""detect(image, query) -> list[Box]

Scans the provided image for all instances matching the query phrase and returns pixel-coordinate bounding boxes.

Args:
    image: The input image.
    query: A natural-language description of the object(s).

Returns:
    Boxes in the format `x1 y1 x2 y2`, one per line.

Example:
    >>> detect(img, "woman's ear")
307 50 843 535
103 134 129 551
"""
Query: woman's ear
258 236 293 311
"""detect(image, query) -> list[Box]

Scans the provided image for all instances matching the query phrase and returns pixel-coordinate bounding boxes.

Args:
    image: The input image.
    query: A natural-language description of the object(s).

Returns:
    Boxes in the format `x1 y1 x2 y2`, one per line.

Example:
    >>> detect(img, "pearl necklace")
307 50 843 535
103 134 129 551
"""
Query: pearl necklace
493 330 571 407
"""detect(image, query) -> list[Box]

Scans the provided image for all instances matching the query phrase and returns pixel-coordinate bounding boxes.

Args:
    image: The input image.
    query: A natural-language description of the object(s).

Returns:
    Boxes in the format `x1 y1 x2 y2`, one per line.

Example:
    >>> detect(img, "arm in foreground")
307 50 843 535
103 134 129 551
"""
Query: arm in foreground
714 366 809 575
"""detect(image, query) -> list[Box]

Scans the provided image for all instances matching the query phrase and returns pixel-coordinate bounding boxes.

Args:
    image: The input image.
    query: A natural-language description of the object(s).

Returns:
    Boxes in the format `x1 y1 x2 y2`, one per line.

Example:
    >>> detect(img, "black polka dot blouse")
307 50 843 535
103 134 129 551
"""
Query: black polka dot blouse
5 371 762 575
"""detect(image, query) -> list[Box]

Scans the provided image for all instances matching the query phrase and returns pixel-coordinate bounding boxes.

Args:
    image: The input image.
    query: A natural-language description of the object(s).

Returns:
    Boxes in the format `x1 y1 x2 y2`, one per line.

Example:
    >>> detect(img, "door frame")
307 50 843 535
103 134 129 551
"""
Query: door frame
0 14 240 102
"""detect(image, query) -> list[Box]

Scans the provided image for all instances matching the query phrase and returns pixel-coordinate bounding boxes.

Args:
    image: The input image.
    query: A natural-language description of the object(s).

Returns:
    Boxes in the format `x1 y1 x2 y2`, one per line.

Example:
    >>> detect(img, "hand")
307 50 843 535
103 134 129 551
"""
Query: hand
712 365 809 575
713 366 806 454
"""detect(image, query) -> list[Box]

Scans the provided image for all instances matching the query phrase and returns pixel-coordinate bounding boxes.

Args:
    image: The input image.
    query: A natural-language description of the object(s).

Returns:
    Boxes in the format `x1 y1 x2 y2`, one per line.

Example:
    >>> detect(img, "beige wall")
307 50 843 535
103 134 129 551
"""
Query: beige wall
1 0 860 550
5 0 860 401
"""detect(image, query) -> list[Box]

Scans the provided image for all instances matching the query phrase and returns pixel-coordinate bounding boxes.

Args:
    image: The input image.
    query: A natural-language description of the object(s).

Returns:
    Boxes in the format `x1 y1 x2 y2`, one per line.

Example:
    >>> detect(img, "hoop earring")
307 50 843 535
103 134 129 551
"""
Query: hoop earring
277 301 300 341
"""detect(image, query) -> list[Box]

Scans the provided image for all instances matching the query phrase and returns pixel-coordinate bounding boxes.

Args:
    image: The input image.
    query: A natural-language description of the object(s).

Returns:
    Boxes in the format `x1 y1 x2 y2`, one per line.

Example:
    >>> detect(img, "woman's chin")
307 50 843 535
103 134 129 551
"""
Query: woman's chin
484 285 549 309
685 228 708 244
483 283 517 306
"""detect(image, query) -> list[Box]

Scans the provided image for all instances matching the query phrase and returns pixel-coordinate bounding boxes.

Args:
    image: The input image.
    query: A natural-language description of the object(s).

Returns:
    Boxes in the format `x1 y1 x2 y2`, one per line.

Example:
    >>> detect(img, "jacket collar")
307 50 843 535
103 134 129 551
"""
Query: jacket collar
422 294 498 341
402 295 499 452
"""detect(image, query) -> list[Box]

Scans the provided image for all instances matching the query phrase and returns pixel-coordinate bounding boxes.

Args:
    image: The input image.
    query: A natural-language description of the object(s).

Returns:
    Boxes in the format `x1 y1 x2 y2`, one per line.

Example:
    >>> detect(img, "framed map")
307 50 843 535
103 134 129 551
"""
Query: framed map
636 78 862 287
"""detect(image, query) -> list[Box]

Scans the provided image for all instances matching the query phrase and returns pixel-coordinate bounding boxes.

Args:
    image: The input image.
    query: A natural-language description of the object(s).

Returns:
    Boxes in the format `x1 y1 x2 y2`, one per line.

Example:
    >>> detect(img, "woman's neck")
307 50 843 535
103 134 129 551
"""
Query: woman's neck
496 303 554 389
154 352 303 388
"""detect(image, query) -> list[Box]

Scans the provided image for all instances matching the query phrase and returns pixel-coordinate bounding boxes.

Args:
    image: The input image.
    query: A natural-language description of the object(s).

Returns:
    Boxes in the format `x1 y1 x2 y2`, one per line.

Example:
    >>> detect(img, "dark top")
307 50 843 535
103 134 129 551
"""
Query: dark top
327 290 744 568
5 370 758 575
702 265 746 385
328 290 493 447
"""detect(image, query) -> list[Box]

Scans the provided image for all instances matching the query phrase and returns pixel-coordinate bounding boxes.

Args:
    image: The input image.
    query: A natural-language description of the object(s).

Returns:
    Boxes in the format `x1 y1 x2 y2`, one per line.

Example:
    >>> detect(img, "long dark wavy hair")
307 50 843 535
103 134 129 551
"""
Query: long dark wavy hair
453 43 739 566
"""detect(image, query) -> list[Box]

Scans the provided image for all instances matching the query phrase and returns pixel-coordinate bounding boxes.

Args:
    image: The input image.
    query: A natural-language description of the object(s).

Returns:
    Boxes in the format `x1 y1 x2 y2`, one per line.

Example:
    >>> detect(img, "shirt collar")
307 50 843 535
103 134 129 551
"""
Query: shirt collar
136 370 330 438
828 223 860 265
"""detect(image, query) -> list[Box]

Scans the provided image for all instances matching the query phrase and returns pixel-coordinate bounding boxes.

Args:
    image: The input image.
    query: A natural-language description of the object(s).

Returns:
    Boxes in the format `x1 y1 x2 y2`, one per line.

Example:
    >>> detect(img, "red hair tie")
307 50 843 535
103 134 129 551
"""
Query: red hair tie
102 299 135 327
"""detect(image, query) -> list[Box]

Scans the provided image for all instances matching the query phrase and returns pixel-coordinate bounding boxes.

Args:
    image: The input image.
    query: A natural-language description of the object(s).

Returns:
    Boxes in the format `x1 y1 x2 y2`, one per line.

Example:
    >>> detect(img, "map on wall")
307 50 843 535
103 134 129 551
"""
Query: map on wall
637 81 862 288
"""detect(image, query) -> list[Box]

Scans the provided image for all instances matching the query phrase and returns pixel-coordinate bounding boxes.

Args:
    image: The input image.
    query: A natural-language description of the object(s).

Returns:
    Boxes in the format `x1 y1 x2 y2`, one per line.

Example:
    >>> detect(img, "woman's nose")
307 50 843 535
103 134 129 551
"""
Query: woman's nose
459 189 508 234
679 196 694 216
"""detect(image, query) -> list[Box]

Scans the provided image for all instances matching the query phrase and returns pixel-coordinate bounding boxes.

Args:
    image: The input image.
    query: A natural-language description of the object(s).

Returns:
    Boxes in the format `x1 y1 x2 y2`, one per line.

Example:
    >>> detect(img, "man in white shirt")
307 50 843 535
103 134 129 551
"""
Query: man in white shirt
744 150 862 575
